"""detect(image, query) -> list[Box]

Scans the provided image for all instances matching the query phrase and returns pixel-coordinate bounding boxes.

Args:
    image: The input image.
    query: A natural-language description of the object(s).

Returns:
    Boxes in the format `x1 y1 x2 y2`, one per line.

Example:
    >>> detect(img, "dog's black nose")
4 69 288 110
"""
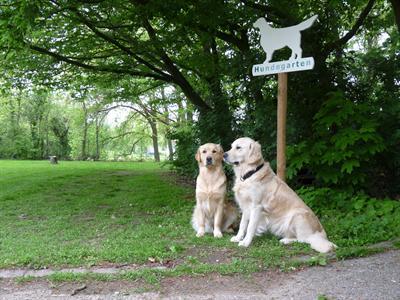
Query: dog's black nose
206 156 212 162
223 153 228 159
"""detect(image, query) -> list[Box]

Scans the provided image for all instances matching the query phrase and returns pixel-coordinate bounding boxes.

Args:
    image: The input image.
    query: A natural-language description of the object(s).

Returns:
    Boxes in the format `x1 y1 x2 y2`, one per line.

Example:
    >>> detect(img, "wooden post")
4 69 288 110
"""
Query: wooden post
277 72 288 181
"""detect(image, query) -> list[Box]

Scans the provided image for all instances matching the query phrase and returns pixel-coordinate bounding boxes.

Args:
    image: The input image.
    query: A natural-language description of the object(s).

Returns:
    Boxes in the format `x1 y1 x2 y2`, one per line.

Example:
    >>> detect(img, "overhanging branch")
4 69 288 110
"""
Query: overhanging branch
142 18 211 111
28 44 171 81
101 131 143 144
324 0 376 53
67 7 171 79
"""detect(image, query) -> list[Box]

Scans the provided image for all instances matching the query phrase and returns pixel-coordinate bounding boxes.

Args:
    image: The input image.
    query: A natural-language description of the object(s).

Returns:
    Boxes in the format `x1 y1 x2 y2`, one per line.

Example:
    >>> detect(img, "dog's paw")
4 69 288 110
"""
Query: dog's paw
230 235 243 243
238 239 251 247
280 238 296 245
213 230 223 238
225 228 234 233
196 231 205 237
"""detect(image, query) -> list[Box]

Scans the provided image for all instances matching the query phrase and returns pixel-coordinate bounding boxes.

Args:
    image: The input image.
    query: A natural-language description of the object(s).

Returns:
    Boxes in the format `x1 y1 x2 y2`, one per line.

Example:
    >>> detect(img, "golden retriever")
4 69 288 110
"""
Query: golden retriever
223 137 336 253
192 143 237 238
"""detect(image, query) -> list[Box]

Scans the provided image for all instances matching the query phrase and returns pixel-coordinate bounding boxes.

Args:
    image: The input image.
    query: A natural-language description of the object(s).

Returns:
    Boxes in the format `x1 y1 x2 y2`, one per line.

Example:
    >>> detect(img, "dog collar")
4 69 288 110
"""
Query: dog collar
240 163 264 181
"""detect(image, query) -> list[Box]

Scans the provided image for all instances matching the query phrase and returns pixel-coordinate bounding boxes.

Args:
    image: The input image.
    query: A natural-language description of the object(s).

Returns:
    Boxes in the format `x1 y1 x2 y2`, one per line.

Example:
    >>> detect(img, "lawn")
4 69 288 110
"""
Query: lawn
0 160 399 280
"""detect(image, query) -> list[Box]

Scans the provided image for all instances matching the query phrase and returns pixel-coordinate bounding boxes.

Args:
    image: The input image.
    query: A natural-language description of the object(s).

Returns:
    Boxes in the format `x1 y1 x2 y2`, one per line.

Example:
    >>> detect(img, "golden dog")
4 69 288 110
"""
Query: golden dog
224 137 336 253
192 143 237 238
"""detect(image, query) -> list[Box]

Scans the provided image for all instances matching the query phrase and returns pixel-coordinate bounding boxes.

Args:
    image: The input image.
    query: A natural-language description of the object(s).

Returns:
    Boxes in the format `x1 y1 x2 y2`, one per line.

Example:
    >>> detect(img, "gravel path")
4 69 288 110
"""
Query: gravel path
0 250 399 299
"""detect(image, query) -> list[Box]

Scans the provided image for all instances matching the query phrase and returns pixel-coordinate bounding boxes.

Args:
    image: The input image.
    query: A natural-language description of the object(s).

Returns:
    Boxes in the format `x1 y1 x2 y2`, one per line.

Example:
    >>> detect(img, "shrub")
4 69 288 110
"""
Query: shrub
287 91 385 188
168 123 199 177
298 187 400 246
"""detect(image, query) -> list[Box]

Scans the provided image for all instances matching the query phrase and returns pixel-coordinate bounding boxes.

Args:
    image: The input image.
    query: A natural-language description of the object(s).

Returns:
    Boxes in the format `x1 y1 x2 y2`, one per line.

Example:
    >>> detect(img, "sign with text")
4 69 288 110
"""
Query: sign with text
251 14 318 180
252 57 314 76
252 14 317 75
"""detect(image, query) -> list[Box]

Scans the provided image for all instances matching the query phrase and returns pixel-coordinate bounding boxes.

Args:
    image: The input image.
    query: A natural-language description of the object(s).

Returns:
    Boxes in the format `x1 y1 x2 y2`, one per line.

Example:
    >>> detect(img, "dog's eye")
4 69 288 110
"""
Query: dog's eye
212 150 217 153
236 146 241 150
202 150 207 153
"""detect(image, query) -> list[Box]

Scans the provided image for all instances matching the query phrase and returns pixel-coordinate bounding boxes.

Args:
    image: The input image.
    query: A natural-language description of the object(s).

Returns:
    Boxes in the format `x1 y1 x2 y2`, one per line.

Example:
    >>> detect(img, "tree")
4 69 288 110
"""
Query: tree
0 0 398 196
50 115 70 159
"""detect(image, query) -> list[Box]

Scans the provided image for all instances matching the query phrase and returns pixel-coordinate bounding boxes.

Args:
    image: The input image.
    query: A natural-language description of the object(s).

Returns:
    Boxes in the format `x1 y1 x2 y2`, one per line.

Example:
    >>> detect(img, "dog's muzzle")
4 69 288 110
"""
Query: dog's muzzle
223 153 239 165
206 157 213 166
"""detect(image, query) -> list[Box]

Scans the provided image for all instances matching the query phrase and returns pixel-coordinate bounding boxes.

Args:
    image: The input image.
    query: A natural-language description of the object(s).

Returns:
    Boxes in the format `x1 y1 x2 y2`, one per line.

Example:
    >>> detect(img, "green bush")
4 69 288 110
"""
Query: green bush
168 123 199 177
287 91 385 187
298 187 400 246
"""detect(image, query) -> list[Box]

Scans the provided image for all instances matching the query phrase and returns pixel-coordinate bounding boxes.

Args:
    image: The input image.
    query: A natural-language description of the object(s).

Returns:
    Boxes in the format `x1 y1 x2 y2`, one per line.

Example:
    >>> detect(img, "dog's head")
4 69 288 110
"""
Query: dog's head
195 143 224 168
223 137 263 166
253 15 267 29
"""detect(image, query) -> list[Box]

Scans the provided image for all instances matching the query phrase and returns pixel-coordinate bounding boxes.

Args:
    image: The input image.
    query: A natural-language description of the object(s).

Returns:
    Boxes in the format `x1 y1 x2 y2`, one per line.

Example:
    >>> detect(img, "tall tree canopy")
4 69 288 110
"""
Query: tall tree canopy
0 0 399 196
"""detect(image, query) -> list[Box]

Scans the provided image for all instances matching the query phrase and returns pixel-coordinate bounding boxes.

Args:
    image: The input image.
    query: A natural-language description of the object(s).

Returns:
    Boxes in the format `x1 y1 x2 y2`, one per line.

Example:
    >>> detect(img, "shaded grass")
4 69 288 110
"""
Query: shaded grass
1 160 399 283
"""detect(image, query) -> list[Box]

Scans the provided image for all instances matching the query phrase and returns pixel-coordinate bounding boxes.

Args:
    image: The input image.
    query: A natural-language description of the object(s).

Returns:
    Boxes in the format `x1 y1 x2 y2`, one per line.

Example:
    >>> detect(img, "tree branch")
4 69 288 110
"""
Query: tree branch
101 131 144 144
64 52 118 60
142 18 211 111
324 0 376 53
65 2 211 110
389 0 400 32
100 103 175 125
211 27 249 51
28 44 170 81
138 102 174 126
63 5 172 80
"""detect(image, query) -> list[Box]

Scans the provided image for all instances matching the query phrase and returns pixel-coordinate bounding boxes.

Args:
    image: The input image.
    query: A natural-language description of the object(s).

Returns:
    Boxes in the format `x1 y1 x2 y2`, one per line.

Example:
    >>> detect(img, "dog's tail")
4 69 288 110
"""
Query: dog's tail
307 233 337 253
295 15 318 31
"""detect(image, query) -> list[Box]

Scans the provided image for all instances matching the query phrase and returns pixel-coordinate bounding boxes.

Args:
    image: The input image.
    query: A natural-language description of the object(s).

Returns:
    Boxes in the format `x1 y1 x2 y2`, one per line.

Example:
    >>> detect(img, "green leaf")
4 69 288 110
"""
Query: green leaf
340 159 360 174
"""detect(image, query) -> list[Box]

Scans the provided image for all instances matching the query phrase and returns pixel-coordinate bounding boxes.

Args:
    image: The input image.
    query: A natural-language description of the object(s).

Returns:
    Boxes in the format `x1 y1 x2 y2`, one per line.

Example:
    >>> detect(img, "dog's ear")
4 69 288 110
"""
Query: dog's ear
195 148 201 163
216 144 224 154
247 141 263 165
215 144 224 160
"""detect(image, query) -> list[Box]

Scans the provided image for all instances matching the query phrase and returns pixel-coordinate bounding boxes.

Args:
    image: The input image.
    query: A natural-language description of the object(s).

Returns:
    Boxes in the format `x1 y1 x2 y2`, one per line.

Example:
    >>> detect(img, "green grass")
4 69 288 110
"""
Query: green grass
0 160 196 268
0 160 398 282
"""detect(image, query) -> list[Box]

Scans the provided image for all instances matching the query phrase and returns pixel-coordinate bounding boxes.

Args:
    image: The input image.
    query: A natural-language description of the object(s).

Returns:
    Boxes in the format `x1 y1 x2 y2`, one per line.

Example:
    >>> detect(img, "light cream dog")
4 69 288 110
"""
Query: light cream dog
192 143 237 238
223 137 336 253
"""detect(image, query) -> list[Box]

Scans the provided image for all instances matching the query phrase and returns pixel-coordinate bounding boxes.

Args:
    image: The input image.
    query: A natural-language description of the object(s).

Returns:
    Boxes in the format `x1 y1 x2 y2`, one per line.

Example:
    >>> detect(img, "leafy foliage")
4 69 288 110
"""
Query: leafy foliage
169 123 199 177
298 187 400 247
287 91 385 187
0 0 399 197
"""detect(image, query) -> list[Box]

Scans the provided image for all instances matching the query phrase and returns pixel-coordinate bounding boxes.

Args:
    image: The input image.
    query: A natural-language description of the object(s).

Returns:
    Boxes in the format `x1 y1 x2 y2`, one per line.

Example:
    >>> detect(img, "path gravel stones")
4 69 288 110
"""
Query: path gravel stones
0 250 399 299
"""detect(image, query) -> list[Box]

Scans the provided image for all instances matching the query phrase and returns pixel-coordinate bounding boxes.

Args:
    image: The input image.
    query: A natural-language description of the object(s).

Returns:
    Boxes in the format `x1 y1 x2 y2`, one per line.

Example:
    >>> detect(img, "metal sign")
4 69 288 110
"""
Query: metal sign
252 15 318 76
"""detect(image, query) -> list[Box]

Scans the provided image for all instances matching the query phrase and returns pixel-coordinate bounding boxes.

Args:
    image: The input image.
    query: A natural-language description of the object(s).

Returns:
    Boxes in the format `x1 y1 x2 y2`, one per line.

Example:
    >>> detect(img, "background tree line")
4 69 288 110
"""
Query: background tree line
0 0 399 197
0 83 186 161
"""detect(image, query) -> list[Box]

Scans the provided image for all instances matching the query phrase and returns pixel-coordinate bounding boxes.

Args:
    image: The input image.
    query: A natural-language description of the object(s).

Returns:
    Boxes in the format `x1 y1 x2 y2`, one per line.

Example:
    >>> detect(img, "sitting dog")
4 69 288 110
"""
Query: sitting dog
223 137 336 253
192 143 237 238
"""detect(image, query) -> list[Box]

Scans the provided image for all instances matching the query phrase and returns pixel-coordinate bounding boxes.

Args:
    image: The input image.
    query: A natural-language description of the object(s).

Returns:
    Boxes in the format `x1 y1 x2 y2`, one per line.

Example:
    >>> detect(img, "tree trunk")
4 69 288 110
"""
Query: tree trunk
45 115 49 159
37 114 43 159
30 120 39 159
390 0 400 32
16 97 21 127
149 118 160 162
167 138 173 161
177 100 185 124
186 101 193 122
161 90 174 161
81 101 88 160
95 115 100 160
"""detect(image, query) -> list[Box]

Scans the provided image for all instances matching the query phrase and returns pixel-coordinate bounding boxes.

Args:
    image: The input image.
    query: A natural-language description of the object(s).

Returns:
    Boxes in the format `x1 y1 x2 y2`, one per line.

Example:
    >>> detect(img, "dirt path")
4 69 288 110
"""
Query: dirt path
0 250 399 299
